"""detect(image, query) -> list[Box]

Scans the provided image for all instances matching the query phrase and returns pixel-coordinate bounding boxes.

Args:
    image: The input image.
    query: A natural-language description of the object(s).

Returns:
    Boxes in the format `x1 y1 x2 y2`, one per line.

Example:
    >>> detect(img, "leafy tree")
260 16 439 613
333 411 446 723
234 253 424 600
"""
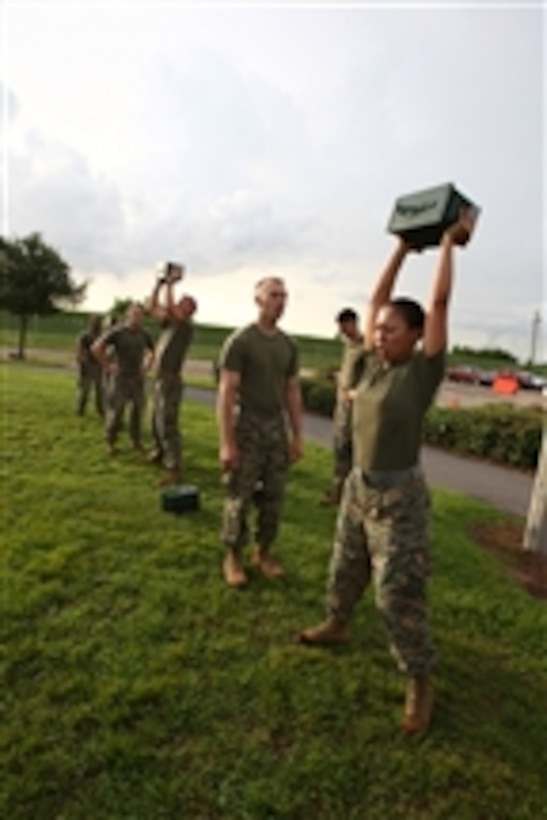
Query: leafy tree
0 232 86 358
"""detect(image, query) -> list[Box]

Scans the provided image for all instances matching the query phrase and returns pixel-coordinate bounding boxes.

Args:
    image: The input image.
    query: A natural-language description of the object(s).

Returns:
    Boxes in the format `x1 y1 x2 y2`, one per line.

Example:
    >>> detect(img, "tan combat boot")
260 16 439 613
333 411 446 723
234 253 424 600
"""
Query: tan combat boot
299 616 349 646
402 677 434 735
251 547 285 579
222 549 248 589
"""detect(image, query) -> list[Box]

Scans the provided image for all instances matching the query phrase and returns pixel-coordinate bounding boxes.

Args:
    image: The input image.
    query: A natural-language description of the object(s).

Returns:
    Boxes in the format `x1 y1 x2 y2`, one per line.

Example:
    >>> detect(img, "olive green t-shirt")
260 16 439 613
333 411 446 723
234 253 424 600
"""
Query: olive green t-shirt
352 349 445 471
153 320 194 377
100 325 154 378
219 324 299 418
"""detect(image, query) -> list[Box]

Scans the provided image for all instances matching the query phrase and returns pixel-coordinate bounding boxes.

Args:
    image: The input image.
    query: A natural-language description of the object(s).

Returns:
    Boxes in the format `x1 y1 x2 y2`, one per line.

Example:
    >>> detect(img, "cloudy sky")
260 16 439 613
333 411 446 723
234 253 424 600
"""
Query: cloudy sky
1 0 545 361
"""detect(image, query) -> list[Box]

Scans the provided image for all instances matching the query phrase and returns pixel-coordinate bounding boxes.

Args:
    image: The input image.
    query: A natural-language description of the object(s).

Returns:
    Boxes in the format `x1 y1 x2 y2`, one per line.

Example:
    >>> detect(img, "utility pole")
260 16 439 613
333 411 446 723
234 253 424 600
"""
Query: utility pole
523 424 547 553
529 310 541 367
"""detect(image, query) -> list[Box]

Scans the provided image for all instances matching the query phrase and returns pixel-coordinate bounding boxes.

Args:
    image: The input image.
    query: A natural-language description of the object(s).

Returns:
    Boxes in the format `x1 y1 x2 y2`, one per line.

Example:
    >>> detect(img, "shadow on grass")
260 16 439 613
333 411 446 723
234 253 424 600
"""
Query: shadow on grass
431 636 547 791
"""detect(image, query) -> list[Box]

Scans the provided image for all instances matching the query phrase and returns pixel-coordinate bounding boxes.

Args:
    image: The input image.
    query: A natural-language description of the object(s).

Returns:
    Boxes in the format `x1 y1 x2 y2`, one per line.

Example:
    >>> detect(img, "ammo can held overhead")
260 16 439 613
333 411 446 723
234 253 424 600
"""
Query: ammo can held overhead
387 183 479 249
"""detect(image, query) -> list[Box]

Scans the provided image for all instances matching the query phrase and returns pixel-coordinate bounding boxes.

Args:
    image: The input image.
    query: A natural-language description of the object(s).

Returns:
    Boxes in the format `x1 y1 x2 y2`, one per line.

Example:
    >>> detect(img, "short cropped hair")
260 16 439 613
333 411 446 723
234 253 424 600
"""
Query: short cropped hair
254 277 285 298
388 297 425 331
336 307 358 324
179 295 197 316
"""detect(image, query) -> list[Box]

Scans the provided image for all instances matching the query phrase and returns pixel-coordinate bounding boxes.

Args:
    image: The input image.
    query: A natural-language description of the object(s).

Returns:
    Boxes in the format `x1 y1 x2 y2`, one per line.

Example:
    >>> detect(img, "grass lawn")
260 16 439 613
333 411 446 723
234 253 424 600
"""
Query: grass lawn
1 364 546 819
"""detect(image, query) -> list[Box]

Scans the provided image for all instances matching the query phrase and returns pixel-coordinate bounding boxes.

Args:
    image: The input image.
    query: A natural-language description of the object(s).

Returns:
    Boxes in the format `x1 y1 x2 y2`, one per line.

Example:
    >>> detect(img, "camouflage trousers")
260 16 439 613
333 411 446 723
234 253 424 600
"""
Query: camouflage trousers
326 465 435 677
105 374 146 446
332 400 353 491
221 414 290 552
76 365 104 417
102 370 115 414
151 375 183 471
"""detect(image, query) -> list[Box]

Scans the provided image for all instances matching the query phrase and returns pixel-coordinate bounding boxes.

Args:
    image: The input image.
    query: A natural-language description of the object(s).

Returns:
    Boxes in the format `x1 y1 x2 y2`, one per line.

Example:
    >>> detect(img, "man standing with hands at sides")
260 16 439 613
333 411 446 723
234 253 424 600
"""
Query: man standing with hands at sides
319 308 364 507
147 262 197 486
92 302 154 456
217 277 304 588
300 209 477 736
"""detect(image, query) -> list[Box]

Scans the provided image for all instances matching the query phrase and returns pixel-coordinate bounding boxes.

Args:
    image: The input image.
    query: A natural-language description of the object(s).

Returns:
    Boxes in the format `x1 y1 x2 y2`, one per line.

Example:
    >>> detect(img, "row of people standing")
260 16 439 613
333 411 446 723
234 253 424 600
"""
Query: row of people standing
74 208 476 737
75 263 197 486
215 208 476 738
75 272 304 582
76 273 303 583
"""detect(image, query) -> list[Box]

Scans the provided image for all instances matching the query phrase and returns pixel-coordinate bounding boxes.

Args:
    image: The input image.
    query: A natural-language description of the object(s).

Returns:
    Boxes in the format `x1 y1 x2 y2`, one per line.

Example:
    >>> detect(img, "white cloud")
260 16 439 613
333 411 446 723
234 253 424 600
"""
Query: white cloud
2 3 544 361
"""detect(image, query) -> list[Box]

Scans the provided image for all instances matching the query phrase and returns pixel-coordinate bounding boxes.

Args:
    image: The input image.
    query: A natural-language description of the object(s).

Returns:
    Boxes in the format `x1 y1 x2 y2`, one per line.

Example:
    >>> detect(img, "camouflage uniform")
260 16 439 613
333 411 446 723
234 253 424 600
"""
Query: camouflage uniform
327 338 364 498
99 324 154 448
323 348 445 676
332 401 352 488
222 415 290 549
76 328 104 417
327 465 434 676
334 337 364 474
219 323 299 552
150 320 194 471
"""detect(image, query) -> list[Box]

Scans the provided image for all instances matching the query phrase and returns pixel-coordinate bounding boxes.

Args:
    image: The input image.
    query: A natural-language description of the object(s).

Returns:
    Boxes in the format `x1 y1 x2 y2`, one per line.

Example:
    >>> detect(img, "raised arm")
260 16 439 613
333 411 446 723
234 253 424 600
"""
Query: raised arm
149 278 167 323
363 238 410 351
165 265 185 320
165 279 178 320
423 209 476 357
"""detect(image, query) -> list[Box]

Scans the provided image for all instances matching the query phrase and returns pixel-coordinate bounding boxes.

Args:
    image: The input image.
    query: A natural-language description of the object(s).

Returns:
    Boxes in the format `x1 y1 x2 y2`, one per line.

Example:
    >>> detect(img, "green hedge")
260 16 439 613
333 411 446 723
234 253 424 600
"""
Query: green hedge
423 403 543 470
300 378 544 471
300 378 337 417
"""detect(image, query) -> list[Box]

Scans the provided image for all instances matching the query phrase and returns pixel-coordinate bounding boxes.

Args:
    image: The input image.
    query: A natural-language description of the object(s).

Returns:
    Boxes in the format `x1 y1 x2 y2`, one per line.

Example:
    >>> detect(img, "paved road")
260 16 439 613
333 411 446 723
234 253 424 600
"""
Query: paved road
187 387 533 518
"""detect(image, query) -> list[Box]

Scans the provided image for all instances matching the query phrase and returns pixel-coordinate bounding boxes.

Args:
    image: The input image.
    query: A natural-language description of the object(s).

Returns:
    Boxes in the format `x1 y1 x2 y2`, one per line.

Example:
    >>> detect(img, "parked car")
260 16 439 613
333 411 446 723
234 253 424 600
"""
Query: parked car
446 365 480 384
516 370 547 391
475 368 496 387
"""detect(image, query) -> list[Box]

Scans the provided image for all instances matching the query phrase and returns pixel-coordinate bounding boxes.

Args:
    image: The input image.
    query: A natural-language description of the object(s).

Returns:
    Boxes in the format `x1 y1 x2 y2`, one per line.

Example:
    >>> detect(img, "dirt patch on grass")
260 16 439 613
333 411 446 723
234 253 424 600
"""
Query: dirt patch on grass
470 520 547 601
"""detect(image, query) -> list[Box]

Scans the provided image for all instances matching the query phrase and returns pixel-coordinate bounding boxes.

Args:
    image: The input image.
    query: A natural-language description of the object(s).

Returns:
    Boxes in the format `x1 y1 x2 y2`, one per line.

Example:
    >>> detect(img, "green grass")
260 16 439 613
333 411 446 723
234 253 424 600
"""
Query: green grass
1 364 547 819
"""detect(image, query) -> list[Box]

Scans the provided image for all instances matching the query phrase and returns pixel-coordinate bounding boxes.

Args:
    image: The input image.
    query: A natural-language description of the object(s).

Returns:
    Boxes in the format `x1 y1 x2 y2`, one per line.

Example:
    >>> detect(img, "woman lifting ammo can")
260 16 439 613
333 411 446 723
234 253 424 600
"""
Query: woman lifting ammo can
299 207 478 736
